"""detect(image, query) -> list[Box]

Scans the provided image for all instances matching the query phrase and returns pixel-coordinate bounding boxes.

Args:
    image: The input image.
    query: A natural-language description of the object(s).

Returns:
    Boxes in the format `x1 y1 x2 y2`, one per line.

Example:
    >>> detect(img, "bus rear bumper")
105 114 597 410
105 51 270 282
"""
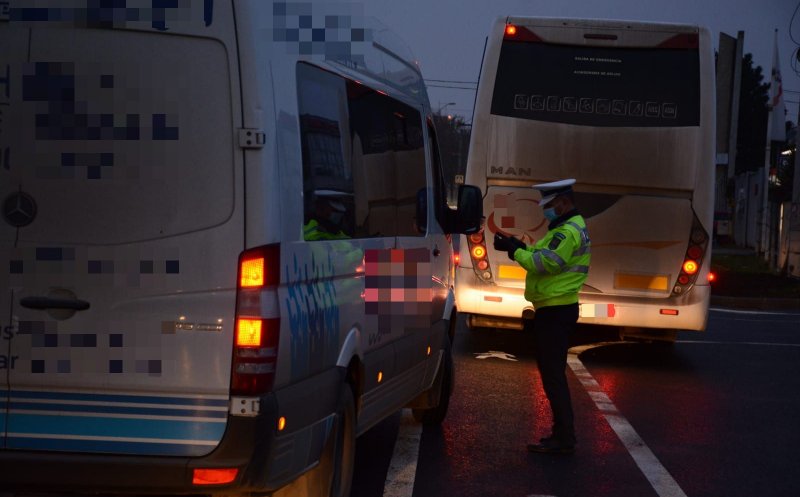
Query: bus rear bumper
455 269 710 332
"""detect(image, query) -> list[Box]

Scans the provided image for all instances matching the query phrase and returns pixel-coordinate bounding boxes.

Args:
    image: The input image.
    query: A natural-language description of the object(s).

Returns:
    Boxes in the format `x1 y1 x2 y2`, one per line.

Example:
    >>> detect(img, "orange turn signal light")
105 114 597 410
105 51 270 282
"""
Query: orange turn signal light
472 246 486 259
682 260 699 275
236 318 263 347
505 24 517 36
240 257 265 287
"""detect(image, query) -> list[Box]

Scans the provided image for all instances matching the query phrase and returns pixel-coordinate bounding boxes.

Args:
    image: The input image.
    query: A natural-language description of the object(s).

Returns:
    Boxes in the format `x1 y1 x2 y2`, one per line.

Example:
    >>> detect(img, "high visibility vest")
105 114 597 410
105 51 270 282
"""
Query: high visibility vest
513 213 591 309
303 219 349 241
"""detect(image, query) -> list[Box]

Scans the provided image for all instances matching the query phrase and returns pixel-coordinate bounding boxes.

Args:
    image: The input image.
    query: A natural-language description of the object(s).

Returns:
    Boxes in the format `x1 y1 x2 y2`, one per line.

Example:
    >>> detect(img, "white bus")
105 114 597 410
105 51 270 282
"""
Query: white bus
456 17 715 341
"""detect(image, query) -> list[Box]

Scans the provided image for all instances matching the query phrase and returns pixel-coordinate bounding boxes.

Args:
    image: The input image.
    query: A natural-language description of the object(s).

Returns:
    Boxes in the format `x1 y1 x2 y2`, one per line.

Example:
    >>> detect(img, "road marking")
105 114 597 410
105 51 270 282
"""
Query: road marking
678 340 800 347
710 307 800 316
474 350 519 361
568 346 688 497
382 409 422 497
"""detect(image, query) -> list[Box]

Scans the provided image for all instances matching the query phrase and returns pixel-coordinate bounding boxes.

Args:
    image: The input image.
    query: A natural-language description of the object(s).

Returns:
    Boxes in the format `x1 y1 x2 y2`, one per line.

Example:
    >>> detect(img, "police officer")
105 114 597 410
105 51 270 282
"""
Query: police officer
493 179 591 454
303 192 350 241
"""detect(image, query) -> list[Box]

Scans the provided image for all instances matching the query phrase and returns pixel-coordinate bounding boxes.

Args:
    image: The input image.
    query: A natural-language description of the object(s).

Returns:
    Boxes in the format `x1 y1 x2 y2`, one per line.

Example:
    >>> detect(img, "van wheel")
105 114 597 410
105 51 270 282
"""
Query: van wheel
329 385 356 497
411 345 453 425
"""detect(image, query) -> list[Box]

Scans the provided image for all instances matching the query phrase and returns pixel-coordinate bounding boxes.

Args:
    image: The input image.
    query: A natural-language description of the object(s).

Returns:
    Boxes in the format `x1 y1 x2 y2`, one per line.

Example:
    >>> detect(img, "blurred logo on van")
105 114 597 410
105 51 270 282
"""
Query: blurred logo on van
3 191 37 227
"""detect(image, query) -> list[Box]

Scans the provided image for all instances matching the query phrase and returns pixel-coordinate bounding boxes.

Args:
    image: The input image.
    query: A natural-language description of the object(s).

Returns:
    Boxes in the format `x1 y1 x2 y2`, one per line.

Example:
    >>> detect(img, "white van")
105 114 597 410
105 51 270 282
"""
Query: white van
0 2 482 496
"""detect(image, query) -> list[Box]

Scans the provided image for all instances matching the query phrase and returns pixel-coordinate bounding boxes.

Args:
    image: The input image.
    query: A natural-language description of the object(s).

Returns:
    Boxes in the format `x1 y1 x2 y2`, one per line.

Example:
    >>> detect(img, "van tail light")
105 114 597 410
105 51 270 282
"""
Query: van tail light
232 244 281 396
466 231 493 281
672 214 709 296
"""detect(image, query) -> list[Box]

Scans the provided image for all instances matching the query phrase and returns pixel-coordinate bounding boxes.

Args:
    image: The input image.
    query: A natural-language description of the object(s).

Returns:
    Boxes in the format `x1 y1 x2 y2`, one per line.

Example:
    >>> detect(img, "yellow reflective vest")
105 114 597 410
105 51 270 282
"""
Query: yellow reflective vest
303 219 349 241
513 212 591 309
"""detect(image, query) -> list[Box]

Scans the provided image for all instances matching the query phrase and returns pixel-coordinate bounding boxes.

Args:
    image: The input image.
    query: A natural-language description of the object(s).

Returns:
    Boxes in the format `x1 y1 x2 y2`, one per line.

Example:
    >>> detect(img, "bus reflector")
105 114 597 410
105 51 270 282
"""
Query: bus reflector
240 257 265 287
278 416 287 431
192 468 239 485
660 309 679 316
236 319 263 347
477 259 489 270
505 24 517 36
614 273 669 291
498 264 526 280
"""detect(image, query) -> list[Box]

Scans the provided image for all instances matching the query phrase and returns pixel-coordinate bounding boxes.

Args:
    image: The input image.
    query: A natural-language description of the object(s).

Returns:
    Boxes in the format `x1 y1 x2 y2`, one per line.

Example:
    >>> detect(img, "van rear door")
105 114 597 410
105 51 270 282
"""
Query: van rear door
1 7 242 457
0 9 30 448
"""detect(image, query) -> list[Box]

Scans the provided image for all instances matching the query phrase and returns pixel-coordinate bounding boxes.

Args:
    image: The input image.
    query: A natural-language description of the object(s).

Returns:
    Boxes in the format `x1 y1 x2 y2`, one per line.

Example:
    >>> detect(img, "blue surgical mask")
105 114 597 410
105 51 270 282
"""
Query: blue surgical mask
543 207 558 221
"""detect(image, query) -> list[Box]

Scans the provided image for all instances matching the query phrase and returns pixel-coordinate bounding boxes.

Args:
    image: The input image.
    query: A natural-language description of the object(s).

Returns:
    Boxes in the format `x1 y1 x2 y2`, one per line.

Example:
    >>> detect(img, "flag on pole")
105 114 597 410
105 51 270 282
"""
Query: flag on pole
770 29 786 142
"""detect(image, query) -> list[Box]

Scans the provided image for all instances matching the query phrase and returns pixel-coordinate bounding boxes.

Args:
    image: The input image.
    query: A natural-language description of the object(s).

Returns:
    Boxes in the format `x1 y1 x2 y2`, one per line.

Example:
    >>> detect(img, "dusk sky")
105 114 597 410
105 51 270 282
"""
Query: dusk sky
365 0 800 124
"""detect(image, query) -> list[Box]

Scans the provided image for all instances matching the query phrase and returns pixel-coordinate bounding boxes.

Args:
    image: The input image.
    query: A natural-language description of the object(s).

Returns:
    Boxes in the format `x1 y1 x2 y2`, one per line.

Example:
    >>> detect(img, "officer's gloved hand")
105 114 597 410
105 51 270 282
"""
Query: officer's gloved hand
506 236 525 260
493 233 510 252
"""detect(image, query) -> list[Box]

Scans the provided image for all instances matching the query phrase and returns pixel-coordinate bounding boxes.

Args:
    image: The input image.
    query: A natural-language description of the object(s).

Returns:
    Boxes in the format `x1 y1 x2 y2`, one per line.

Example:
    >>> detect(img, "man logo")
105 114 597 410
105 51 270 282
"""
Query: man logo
3 191 37 228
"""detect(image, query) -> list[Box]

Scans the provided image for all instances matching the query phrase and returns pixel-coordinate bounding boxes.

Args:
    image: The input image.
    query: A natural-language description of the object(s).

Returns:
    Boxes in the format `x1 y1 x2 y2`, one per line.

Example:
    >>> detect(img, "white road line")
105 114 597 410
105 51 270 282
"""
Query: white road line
567 348 688 497
710 307 800 316
382 409 423 497
677 340 800 348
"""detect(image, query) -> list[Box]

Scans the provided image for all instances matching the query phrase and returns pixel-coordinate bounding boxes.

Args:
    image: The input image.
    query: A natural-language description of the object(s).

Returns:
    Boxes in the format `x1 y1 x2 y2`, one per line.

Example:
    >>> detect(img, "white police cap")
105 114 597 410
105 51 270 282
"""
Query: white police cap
532 178 576 206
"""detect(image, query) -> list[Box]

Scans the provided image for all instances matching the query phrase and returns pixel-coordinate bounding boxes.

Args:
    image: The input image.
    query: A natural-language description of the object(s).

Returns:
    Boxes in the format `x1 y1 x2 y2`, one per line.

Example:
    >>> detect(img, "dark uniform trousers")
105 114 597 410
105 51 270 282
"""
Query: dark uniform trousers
524 302 579 443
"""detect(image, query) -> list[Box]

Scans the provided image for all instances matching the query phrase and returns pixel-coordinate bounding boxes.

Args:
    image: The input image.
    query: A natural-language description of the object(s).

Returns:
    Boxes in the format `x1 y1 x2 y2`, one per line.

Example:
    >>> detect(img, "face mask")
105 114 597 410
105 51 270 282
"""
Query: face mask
543 207 558 222
328 211 344 226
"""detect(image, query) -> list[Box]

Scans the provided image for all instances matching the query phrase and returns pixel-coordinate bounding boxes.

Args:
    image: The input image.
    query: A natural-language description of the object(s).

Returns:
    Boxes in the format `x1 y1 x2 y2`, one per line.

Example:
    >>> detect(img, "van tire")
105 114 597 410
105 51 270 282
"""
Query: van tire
411 344 453 425
329 385 356 497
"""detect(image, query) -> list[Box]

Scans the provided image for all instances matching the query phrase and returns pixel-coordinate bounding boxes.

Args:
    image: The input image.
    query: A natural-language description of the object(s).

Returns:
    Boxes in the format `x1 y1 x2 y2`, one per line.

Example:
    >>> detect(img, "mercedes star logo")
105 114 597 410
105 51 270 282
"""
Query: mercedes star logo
3 191 38 228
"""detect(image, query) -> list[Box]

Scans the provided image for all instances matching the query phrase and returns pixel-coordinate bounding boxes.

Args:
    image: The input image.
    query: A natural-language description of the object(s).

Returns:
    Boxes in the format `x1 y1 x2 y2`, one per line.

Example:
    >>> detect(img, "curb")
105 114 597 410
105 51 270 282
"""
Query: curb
710 295 800 312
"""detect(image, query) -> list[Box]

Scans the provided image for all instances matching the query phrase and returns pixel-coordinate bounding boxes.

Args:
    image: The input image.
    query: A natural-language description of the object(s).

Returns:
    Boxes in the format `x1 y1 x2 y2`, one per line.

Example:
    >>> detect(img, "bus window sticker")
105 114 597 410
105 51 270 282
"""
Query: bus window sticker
596 99 610 115
563 97 577 112
514 94 529 110
530 95 545 111
611 100 626 116
546 95 561 112
662 103 677 119
645 102 660 117
628 100 643 116
579 98 593 114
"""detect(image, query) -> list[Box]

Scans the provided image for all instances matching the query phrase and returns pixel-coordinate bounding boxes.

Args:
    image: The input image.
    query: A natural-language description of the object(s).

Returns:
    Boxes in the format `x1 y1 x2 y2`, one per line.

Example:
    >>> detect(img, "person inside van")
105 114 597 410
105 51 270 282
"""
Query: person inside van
304 194 350 241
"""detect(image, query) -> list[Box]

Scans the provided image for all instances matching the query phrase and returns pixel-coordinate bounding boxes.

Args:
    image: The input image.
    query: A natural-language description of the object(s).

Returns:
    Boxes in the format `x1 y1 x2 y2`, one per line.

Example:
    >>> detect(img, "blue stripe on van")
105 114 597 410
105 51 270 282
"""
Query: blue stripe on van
4 390 229 456
8 414 225 441
9 390 229 407
6 436 213 457
8 401 227 419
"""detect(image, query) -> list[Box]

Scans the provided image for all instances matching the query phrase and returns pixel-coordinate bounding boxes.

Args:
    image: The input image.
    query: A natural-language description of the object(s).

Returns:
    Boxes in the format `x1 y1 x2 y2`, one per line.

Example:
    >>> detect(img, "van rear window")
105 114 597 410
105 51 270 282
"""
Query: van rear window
490 39 700 127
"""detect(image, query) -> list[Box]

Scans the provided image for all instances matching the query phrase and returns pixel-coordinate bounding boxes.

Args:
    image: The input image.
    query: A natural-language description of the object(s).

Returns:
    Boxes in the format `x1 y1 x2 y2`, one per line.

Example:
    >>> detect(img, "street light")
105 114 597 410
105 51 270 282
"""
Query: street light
437 102 456 115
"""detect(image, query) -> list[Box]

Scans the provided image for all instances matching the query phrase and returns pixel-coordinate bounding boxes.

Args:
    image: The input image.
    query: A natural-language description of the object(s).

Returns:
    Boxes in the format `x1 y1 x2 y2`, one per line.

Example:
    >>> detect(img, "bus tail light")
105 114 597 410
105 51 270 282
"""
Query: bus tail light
232 244 281 396
672 214 709 296
466 231 493 281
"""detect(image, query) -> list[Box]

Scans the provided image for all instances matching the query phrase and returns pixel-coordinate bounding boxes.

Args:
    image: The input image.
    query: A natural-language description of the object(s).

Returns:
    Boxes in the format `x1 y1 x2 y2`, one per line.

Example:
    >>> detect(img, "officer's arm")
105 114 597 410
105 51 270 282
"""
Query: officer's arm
514 229 577 275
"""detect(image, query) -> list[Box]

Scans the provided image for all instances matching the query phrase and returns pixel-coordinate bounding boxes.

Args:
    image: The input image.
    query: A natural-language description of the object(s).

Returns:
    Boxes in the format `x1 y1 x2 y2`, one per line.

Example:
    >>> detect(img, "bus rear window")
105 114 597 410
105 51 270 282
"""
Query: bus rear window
490 39 700 127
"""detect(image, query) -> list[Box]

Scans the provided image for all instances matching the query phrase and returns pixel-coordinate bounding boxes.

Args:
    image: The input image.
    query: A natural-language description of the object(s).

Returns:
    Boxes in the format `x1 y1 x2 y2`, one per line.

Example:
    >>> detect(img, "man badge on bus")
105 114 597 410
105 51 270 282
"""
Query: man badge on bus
493 178 591 454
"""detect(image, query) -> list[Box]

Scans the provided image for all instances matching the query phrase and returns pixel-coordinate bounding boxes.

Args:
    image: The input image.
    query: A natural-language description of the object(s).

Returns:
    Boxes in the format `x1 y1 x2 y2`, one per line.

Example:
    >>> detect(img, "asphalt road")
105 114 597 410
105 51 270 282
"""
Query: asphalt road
351 306 800 497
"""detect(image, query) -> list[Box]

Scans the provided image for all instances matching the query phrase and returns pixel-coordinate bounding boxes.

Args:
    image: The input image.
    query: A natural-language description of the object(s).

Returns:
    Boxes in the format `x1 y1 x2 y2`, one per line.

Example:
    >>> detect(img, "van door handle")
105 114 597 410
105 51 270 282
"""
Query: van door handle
20 296 91 311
